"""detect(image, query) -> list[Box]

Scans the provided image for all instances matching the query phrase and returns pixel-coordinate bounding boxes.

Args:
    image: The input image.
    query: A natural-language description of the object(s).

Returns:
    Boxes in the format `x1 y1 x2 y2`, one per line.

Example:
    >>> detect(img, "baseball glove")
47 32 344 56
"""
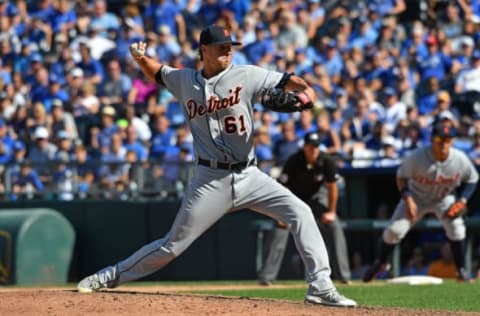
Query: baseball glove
260 88 313 112
444 200 467 219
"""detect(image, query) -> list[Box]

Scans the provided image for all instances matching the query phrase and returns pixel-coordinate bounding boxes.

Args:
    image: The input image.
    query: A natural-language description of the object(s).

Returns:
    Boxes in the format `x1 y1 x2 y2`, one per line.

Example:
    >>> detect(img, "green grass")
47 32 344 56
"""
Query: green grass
184 280 480 312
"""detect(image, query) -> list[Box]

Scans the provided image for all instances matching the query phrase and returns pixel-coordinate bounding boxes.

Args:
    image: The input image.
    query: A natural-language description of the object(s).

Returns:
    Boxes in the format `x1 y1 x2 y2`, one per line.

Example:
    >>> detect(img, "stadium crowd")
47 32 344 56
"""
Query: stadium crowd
0 0 480 200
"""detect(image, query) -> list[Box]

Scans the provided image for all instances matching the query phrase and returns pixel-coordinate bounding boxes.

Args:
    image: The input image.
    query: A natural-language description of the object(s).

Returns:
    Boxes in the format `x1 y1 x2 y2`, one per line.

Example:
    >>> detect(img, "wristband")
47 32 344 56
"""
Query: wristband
400 187 411 198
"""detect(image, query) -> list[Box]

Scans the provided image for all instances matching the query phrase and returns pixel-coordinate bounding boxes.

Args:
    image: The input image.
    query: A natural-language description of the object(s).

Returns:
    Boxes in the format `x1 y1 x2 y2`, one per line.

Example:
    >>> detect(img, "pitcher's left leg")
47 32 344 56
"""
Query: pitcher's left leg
236 168 356 307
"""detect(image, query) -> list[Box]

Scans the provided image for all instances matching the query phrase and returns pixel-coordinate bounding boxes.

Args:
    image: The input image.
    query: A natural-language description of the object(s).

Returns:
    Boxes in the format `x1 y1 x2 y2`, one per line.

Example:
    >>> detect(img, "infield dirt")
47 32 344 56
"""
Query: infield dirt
0 284 476 315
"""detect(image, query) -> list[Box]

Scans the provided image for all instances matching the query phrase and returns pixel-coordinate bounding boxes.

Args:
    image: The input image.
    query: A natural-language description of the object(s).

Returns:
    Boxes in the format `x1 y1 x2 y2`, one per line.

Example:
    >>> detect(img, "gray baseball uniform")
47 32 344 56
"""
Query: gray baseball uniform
92 64 335 292
383 146 479 244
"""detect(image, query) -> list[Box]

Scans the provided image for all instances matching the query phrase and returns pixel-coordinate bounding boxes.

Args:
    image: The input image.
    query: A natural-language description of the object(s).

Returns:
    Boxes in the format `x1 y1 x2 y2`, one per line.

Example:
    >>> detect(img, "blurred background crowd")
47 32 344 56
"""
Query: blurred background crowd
0 0 480 201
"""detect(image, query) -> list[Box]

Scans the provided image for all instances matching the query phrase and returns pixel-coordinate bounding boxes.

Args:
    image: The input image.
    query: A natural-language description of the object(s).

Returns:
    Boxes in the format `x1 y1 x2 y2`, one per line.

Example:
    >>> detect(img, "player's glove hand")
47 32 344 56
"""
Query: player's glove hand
130 42 146 59
260 88 313 112
444 200 467 219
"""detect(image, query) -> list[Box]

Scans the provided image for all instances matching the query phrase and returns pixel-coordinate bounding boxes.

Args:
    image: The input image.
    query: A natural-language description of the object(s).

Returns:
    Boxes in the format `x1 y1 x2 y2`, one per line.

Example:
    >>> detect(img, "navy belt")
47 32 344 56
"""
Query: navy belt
197 158 256 172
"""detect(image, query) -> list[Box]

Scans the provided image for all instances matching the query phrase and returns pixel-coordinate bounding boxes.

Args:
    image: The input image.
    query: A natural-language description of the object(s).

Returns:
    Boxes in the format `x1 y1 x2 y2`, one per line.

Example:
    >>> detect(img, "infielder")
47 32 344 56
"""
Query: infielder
77 25 357 307
363 121 478 282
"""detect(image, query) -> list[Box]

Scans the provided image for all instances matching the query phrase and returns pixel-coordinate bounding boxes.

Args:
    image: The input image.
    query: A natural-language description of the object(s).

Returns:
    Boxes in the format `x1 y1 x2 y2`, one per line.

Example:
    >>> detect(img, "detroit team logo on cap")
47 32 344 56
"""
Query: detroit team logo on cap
432 122 456 137
199 25 242 46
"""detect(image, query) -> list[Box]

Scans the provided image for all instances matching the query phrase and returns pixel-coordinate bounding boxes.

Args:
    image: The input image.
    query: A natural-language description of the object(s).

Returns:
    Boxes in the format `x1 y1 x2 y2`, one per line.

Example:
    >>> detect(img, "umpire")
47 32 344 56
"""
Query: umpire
258 131 351 284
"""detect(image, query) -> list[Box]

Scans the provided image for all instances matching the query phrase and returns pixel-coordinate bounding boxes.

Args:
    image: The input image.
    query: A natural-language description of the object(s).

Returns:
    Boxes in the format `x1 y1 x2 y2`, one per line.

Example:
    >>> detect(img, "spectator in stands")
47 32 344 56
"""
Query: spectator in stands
50 0 77 36
99 58 132 109
365 120 388 151
373 136 401 168
90 0 120 38
120 2 144 38
0 139 12 164
401 247 428 276
275 10 308 50
50 98 78 140
124 104 151 144
9 104 28 141
399 121 424 157
428 91 461 125
123 125 148 163
243 23 275 66
155 25 182 64
30 67 50 106
73 82 101 141
43 73 69 112
468 128 480 165
427 242 458 279
455 50 480 97
11 140 27 164
64 67 85 104
295 109 316 140
315 111 341 154
97 105 119 148
417 76 442 116
99 132 128 192
0 118 14 152
27 126 57 182
10 161 44 200
54 129 74 161
260 111 281 144
73 144 98 199
75 40 104 86
144 0 186 44
149 114 176 161
85 124 102 160
416 35 450 82
26 102 49 142
381 87 407 134
273 120 300 166
254 125 273 174
52 151 74 201
127 69 158 116
439 1 464 40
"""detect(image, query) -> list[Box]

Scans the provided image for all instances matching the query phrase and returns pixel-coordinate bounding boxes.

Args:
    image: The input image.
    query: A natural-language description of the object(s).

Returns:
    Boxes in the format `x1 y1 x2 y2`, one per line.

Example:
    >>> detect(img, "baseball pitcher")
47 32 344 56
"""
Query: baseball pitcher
77 25 357 307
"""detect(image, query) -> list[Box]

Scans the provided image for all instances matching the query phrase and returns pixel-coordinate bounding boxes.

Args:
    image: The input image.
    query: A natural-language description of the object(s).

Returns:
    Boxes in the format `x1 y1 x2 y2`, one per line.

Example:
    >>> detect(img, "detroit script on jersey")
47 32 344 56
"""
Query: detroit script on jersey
186 86 243 120
413 173 461 185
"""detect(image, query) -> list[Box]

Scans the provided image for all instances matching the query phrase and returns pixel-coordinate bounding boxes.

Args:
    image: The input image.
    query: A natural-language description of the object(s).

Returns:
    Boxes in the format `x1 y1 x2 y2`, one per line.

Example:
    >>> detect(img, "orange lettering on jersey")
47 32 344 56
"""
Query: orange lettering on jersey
186 86 243 120
413 173 460 185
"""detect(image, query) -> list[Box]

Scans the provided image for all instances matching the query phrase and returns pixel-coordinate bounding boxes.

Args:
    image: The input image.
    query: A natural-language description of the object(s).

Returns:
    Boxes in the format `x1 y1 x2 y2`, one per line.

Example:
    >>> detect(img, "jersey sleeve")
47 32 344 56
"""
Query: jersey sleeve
397 153 416 179
460 152 479 184
278 153 298 187
322 157 337 183
157 65 194 98
242 65 284 100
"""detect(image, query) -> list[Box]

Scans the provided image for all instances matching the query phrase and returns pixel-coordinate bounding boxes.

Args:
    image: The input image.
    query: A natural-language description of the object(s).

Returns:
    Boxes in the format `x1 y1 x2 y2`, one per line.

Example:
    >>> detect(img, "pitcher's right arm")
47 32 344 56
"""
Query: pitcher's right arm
129 42 164 83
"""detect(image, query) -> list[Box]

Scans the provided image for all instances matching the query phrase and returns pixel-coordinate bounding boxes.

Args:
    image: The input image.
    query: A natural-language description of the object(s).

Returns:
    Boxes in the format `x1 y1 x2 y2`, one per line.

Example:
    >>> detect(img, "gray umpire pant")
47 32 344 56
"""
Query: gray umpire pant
258 195 351 282
257 225 290 283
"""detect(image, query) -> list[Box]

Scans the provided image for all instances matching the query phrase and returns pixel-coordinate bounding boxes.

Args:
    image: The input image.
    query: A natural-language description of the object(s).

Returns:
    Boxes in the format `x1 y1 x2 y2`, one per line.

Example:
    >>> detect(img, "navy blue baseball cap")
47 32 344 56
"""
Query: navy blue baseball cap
432 122 456 138
199 25 241 46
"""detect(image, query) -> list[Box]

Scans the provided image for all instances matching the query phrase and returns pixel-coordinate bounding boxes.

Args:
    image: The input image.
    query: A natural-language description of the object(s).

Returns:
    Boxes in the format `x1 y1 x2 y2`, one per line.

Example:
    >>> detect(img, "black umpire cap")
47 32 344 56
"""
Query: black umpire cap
304 131 321 146
199 25 242 46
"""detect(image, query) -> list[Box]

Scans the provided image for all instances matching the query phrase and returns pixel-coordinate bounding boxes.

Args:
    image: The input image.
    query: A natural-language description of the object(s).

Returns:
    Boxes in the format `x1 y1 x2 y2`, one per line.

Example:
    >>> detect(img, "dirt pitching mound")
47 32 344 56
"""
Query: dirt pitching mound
0 286 474 316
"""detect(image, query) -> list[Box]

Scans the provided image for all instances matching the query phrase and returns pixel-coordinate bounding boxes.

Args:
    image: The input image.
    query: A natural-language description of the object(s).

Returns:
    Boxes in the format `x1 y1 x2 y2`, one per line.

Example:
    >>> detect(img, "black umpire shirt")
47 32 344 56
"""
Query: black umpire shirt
278 149 337 201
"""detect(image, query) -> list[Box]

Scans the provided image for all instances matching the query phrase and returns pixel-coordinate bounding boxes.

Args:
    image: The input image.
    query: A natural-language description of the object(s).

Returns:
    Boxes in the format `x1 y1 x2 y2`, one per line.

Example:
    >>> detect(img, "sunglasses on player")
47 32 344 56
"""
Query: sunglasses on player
433 136 453 144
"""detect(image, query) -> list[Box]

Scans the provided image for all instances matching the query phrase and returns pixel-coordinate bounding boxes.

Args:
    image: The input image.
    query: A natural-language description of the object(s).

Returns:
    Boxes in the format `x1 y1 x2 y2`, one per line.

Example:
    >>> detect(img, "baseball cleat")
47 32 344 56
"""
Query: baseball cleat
77 274 103 293
362 262 390 282
77 266 118 293
456 269 475 283
257 279 272 286
305 287 357 307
